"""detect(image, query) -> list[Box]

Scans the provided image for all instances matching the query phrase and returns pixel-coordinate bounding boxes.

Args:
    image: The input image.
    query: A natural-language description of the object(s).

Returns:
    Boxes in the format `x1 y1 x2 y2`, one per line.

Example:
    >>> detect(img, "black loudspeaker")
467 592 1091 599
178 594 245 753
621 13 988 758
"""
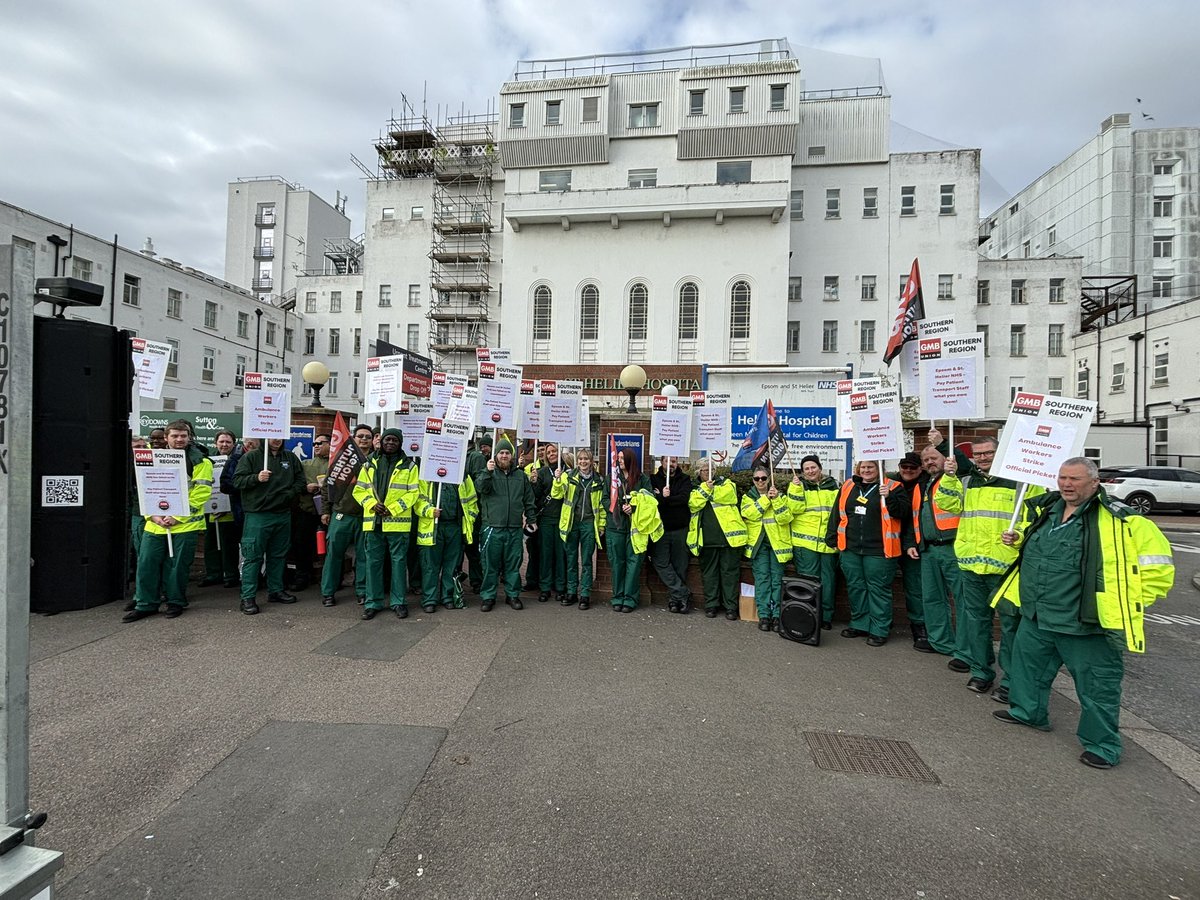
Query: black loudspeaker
778 575 822 646
30 318 132 613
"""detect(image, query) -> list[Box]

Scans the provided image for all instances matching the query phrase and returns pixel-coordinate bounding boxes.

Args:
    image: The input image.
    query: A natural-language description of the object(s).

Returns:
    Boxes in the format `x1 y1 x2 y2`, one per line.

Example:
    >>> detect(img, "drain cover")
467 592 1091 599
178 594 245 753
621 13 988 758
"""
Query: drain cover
804 731 939 783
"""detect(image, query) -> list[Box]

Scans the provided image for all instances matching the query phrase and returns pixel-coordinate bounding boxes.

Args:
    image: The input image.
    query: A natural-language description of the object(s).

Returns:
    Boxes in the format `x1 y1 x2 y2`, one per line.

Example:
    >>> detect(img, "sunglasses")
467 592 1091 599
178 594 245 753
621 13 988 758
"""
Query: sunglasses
752 476 769 481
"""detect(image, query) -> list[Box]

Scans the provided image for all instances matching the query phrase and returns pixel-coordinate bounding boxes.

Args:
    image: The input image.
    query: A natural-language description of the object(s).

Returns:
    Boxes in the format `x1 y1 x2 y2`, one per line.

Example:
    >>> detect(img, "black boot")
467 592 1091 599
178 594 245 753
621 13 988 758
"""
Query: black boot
912 622 934 653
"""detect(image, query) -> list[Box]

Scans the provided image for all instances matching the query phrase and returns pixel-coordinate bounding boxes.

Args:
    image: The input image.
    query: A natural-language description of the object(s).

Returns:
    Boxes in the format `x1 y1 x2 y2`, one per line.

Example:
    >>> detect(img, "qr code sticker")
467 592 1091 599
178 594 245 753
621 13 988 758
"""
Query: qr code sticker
42 475 85 507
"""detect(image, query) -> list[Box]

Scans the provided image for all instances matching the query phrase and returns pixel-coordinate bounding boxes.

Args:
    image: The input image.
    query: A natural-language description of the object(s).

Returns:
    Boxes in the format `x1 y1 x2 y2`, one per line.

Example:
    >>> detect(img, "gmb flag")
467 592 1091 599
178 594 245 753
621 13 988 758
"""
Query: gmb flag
731 400 788 472
883 258 925 366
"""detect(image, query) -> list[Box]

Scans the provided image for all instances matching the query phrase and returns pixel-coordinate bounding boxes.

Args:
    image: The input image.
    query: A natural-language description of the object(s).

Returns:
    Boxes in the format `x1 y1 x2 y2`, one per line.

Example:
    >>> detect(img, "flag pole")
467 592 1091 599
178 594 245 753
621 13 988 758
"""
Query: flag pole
435 481 443 539
166 525 174 559
948 418 954 456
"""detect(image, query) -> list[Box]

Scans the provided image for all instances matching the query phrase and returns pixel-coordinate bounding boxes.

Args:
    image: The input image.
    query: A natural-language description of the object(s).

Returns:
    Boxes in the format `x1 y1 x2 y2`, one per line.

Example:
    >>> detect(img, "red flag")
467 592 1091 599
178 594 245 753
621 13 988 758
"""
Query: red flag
883 258 925 365
326 412 366 487
609 433 619 513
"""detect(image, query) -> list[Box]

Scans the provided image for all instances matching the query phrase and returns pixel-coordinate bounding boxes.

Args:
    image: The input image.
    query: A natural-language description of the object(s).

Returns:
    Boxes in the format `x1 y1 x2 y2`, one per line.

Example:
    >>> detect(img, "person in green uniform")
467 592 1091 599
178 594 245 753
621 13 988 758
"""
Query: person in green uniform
319 424 374 607
352 427 420 620
688 466 748 620
605 448 661 612
741 466 793 633
824 459 909 645
891 452 928 649
475 437 537 611
552 448 605 610
462 434 492 593
233 437 307 615
532 443 567 603
288 432 329 591
415 472 478 612
991 458 1174 769
200 430 241 588
787 455 840 629
125 435 148 610
907 443 962 656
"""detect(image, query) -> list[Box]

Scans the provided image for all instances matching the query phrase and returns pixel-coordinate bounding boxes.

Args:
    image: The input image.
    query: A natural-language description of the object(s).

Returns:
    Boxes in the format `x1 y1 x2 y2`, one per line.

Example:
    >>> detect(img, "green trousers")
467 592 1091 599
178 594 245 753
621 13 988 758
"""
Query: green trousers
131 513 145 559
698 545 742 612
606 527 645 609
134 530 199 611
481 525 523 601
421 523 464 608
920 543 963 655
320 513 366 599
365 529 410 610
959 571 1019 686
900 553 923 624
750 542 784 619
539 518 566 592
840 550 897 638
1007 617 1125 764
240 511 291 601
793 548 837 624
204 518 241 581
564 521 597 599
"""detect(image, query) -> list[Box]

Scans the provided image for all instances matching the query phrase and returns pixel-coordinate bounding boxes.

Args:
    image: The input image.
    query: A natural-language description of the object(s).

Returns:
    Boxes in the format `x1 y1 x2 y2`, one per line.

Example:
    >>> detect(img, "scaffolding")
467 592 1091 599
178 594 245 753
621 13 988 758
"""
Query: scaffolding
1080 275 1138 331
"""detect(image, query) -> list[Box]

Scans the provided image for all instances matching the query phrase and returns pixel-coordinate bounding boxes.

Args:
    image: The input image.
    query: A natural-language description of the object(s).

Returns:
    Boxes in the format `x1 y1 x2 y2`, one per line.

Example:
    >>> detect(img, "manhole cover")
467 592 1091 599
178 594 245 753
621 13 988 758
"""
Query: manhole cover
804 731 939 783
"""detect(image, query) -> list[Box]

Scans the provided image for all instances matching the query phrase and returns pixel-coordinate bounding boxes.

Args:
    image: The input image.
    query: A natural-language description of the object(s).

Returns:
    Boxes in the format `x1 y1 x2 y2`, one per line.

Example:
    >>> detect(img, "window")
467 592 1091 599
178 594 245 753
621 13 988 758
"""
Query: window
304 329 315 355
1111 359 1125 393
161 397 177 411
1153 236 1173 258
1009 202 1020 215
166 339 179 379
729 282 751 340
1077 367 1090 399
1153 194 1174 217
860 320 876 353
166 288 183 319
678 283 698 340
326 371 338 396
546 100 561 126
788 277 803 301
283 326 293 351
728 87 746 113
823 276 839 301
378 284 392 307
407 324 420 351
355 291 362 312
122 274 140 307
1009 384 1024 403
305 291 317 313
861 275 876 301
1048 224 1057 246
628 284 648 340
789 190 804 220
939 184 955 215
899 275 909 297
1153 349 1169 385
900 186 915 216
408 284 421 307
237 311 249 338
822 320 838 353
628 168 657 188
769 84 787 111
582 97 599 123
329 328 340 355
1152 275 1172 299
580 286 600 340
688 90 705 116
862 187 878 218
826 189 840 219
787 321 800 353
716 161 751 184
353 328 361 355
1049 278 1065 303
628 103 658 128
235 355 246 385
265 362 275 373
509 103 525 127
1153 416 1169 462
1011 279 1027 305
201 347 215 383
1048 324 1064 357
807 145 826 158
1010 325 1026 357
937 274 953 301
71 257 93 281
978 325 989 356
377 324 390 344
1153 161 1175 176
539 169 571 192
977 280 990 305
330 291 341 313
381 207 395 221
411 206 424 220
203 300 218 329
352 371 360 397
1048 377 1063 397
1022 240 1031 258
532 286 552 341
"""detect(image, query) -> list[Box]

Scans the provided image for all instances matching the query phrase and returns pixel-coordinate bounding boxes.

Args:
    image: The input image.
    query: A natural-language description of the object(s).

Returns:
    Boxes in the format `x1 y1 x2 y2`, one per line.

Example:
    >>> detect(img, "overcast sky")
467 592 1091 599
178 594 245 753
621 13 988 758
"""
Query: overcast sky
3 0 1196 277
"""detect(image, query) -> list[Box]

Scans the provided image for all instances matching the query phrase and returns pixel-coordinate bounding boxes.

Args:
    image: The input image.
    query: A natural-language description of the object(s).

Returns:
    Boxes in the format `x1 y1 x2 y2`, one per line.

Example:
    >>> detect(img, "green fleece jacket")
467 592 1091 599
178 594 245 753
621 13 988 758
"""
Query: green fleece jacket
233 446 307 513
475 463 536 528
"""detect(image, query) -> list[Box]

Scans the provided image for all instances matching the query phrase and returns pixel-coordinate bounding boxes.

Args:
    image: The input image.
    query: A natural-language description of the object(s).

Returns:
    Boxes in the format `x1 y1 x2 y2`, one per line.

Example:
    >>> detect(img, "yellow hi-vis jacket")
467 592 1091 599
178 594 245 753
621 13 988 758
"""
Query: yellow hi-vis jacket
741 488 793 564
551 469 607 543
786 476 839 554
934 472 1043 574
145 457 213 536
627 489 665 554
993 491 1174 653
413 479 478 546
353 455 420 532
687 479 748 554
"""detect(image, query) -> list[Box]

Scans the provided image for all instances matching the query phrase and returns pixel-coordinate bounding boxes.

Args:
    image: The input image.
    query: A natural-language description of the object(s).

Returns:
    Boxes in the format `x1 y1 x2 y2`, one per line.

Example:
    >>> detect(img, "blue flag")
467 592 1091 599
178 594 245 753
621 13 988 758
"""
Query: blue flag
732 400 787 472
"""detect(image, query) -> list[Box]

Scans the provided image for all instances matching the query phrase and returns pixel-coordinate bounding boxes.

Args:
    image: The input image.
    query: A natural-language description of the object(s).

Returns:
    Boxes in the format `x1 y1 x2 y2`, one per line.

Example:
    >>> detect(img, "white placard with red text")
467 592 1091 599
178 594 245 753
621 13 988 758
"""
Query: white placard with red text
365 355 406 413
131 338 172 400
541 379 582 445
689 391 731 454
836 378 883 440
430 371 469 417
419 418 470 484
133 448 189 518
992 393 1097 490
517 380 541 440
205 455 232 515
919 331 985 420
901 317 957 412
242 372 292 439
650 395 693 457
476 362 522 429
396 400 435 457
475 347 513 364
443 384 478 425
849 387 904 460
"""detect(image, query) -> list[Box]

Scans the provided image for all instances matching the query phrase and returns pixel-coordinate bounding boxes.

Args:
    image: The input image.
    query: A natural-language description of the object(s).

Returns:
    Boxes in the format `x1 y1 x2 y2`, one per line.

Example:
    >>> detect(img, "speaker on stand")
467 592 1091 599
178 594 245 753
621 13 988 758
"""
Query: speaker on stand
778 575 822 646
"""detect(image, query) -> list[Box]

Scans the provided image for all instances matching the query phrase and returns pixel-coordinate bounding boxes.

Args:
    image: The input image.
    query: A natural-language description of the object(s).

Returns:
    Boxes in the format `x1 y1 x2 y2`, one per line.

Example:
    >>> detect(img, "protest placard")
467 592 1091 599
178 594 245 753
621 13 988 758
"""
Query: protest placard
650 395 693 457
477 361 521 429
430 371 469 417
849 387 903 460
242 372 292 439
364 355 406 413
396 400 435 456
205 455 232 515
444 384 478 425
542 379 582 446
133 448 189 517
517 380 541 440
475 347 513 364
419 417 470 484
836 378 883 440
919 331 985 420
993 393 1097 489
901 317 957 410
131 338 172 400
688 391 730 454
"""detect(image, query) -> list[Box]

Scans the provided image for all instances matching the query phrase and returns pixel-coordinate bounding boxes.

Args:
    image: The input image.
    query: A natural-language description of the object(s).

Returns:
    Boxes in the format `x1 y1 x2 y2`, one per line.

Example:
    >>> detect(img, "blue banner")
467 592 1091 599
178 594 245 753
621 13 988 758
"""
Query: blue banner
731 406 836 442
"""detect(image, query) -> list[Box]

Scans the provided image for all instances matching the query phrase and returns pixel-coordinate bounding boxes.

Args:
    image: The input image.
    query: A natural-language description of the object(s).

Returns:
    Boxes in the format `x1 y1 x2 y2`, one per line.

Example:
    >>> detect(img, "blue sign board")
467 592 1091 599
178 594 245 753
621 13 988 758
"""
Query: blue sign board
606 433 645 475
288 425 315 461
730 406 837 442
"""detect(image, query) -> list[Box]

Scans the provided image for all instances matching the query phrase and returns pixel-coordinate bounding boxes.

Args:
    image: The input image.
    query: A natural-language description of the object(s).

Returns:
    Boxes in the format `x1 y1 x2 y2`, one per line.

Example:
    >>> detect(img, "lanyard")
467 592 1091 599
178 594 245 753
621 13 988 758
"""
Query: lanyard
855 483 878 505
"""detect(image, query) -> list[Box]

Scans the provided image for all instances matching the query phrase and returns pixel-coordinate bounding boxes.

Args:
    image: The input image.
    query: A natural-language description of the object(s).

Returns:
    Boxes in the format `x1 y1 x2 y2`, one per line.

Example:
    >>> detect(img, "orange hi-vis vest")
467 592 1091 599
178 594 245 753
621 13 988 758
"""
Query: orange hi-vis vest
835 478 902 558
911 475 960 544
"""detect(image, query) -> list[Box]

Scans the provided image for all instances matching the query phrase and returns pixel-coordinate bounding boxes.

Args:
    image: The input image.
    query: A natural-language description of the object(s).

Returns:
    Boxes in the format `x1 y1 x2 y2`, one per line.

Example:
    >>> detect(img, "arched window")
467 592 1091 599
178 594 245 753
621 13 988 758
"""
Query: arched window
532 286 552 341
580 285 599 340
628 283 648 340
729 281 751 340
678 283 698 340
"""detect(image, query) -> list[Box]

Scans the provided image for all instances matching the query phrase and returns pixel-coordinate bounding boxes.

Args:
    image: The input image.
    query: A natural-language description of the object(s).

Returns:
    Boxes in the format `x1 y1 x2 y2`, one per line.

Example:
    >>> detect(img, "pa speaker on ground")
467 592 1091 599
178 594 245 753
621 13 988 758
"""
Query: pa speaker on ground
779 575 822 646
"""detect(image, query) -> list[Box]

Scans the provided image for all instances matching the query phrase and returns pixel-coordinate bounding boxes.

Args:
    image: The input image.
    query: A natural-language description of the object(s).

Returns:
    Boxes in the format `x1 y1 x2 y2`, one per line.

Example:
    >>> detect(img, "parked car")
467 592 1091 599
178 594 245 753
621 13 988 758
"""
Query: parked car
1098 466 1200 514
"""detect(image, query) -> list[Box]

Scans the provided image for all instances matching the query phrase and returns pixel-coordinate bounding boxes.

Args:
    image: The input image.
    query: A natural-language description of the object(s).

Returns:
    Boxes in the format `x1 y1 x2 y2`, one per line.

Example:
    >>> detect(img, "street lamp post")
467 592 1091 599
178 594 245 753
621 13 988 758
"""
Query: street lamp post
619 364 647 413
254 308 263 371
302 360 331 407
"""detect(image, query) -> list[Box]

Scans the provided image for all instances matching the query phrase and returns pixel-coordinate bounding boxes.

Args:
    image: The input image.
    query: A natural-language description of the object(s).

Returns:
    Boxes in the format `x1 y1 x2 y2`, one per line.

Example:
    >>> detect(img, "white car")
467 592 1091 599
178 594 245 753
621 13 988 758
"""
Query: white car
1098 466 1200 514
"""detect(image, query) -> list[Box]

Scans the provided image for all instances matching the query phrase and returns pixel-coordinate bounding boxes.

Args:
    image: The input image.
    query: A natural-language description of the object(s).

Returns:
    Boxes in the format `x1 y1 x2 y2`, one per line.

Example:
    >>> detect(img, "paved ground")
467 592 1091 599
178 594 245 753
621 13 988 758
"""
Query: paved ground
29 577 1200 900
